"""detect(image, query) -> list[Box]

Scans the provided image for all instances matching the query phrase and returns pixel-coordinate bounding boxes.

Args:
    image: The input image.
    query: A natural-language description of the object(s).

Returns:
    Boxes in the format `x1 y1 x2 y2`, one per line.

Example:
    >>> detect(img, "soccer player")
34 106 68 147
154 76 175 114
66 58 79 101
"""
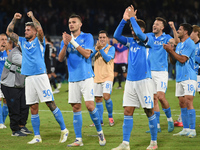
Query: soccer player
58 14 106 147
6 11 69 144
90 30 115 127
111 38 128 89
174 25 200 127
146 18 179 133
0 33 9 129
112 5 158 150
1 46 32 136
163 23 197 138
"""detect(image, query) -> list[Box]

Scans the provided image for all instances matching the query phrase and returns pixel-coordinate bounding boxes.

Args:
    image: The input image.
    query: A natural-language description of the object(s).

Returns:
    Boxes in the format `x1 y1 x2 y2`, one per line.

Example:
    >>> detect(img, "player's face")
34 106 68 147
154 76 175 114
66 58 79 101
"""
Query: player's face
177 26 185 39
152 20 164 34
98 33 108 47
0 35 8 51
68 18 82 32
25 26 37 40
190 31 198 41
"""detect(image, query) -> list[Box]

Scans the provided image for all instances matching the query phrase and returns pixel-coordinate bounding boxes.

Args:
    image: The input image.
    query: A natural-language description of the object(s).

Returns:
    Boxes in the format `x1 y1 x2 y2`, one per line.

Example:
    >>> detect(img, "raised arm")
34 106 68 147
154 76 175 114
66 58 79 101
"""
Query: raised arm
168 21 180 45
113 7 131 45
27 11 44 43
6 13 21 44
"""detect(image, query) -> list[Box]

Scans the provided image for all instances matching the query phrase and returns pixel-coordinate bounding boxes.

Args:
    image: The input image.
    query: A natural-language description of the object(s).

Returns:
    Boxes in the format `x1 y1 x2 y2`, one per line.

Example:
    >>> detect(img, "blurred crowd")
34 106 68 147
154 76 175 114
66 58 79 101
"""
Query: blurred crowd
0 0 199 36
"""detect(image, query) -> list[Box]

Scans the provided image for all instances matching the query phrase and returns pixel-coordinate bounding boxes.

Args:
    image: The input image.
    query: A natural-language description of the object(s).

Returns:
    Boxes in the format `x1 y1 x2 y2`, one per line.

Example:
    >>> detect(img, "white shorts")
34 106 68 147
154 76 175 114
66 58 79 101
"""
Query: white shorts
0 89 4 98
68 77 94 103
151 71 168 94
25 74 54 105
176 80 197 97
197 75 200 92
123 78 154 109
94 81 113 96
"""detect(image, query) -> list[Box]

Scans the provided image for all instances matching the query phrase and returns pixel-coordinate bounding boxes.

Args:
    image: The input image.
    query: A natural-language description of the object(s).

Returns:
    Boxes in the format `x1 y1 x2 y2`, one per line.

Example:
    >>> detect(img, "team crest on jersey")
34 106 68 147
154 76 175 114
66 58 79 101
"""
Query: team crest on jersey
80 39 84 43
24 42 36 50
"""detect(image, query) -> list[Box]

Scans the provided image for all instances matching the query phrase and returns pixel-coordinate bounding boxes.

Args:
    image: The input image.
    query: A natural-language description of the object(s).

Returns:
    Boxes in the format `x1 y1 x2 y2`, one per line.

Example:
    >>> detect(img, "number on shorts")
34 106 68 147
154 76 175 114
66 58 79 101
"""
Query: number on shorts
90 89 94 96
161 81 167 89
144 96 152 104
198 82 200 88
43 89 51 97
106 83 111 90
187 84 195 92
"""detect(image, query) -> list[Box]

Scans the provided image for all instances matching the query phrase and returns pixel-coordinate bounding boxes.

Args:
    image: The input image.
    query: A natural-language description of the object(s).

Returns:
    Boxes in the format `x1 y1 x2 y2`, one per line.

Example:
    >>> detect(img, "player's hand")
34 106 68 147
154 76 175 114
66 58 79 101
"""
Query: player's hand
14 13 22 20
62 32 69 46
168 21 175 30
27 11 34 18
127 5 137 19
163 43 173 53
112 38 118 44
96 40 103 51
123 8 130 21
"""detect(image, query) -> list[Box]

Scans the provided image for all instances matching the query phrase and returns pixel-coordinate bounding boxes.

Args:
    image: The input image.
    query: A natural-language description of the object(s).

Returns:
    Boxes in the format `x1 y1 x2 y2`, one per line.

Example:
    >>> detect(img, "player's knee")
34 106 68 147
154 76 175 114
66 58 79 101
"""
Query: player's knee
46 101 57 111
144 108 153 117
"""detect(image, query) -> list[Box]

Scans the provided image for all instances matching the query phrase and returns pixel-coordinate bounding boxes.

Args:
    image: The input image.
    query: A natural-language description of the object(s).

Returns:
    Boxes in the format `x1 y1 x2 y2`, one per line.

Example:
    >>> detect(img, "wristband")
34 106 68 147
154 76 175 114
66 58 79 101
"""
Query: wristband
70 38 79 48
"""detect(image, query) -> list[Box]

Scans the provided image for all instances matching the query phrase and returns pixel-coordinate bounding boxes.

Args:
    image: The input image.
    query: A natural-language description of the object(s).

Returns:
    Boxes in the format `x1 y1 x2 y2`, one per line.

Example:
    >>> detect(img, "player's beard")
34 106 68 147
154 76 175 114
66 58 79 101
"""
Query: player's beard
25 34 33 41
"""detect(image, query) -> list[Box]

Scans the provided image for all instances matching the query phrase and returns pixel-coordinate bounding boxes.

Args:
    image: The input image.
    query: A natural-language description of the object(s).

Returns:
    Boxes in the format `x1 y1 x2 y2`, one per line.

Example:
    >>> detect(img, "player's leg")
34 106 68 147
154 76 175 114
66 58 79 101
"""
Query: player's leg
83 78 106 146
36 74 68 143
46 101 69 142
0 99 4 129
67 82 83 147
112 80 135 150
157 91 174 132
103 81 114 126
138 78 158 149
186 95 196 138
90 83 104 126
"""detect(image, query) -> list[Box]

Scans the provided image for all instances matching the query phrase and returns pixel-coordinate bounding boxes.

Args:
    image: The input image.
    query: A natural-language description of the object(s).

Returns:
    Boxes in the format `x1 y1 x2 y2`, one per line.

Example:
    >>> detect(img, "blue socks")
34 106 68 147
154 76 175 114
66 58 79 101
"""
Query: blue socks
52 107 66 130
154 111 160 125
148 114 157 141
89 108 102 132
0 103 3 124
188 109 196 129
96 102 104 124
162 107 172 118
181 107 189 129
73 111 82 138
31 114 40 135
2 104 8 123
123 116 133 142
105 98 113 118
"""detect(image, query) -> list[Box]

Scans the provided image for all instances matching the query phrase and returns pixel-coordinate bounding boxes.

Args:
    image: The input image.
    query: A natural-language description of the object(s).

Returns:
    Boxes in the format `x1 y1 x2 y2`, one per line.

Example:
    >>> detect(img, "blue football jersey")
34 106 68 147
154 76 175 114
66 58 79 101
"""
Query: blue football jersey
148 32 172 71
0 50 8 79
18 36 46 76
175 37 196 82
194 41 200 75
60 32 94 82
125 34 154 81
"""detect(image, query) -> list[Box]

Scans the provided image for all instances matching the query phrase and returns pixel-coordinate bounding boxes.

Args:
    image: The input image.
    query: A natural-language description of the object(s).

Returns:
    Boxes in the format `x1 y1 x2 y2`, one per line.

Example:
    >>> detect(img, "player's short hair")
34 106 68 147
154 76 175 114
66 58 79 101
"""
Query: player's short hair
192 25 200 38
180 23 193 36
136 19 146 29
0 33 7 37
25 22 36 29
69 14 82 23
98 30 108 37
155 17 167 28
